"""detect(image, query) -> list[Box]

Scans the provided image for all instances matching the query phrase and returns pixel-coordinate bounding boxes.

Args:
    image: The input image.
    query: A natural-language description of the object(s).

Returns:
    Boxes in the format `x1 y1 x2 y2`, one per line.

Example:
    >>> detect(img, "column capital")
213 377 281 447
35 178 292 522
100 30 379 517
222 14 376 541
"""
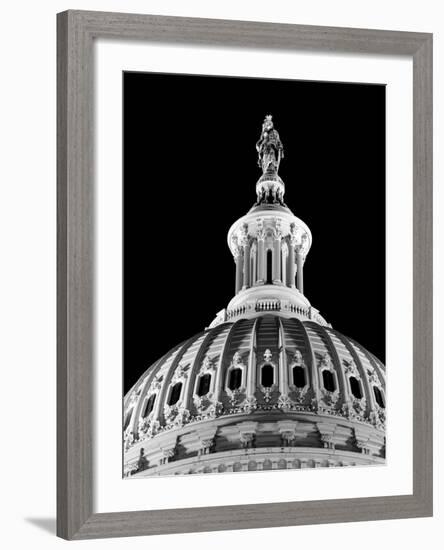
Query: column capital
239 223 249 246
273 217 283 239
233 244 243 260
256 218 266 241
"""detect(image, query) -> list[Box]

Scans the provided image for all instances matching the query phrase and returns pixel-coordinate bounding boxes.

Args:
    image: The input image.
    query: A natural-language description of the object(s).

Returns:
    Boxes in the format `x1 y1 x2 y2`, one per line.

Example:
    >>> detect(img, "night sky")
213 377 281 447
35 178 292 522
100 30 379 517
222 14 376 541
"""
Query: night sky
123 72 386 394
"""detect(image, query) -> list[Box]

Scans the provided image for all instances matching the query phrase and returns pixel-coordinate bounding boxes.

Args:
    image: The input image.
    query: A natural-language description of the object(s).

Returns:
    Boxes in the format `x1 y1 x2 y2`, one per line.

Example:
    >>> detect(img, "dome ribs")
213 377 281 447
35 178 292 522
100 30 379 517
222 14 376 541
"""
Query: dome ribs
219 318 256 408
368 350 385 373
214 320 245 403
303 322 338 396
186 322 230 412
125 341 188 436
206 323 232 361
254 316 280 397
228 318 257 355
279 317 311 396
155 332 206 426
296 319 320 399
124 343 181 410
280 317 310 359
175 333 209 411
247 318 260 397
346 336 386 390
277 317 288 396
303 322 332 364
222 318 256 372
305 321 349 408
328 328 375 414
255 315 280 359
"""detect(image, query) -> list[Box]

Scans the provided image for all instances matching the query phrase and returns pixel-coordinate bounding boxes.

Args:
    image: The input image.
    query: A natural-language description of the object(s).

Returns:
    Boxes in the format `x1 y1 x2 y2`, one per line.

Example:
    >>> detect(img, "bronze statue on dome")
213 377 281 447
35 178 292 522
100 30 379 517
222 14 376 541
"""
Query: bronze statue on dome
256 115 284 174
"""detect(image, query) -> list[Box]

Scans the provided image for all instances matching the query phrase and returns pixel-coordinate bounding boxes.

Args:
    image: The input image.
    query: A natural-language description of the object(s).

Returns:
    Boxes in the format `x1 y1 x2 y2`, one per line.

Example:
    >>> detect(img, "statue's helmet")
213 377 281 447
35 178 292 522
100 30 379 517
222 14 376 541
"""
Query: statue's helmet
262 114 274 132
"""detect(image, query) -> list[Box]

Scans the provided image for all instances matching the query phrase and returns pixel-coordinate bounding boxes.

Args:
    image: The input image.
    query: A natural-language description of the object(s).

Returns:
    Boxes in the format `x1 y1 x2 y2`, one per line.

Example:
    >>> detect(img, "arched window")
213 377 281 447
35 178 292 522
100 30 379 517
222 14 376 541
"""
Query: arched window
349 376 363 399
322 370 335 392
373 386 385 408
142 393 156 417
292 365 306 388
228 368 242 391
168 382 182 406
266 249 273 284
197 373 211 397
261 363 274 387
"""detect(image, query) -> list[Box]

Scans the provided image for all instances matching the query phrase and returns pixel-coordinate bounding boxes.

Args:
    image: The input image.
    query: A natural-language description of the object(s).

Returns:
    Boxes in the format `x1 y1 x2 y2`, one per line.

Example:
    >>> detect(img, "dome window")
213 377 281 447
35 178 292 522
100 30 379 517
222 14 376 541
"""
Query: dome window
292 365 306 388
322 370 336 392
261 363 274 387
349 376 363 399
142 393 156 418
168 382 183 406
373 386 385 408
266 249 273 284
197 373 211 397
228 368 242 391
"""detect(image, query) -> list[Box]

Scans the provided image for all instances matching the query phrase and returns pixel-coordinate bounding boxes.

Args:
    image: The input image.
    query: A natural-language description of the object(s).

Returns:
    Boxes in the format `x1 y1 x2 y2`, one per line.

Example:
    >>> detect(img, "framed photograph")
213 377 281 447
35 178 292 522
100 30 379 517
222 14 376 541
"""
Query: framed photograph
57 10 433 540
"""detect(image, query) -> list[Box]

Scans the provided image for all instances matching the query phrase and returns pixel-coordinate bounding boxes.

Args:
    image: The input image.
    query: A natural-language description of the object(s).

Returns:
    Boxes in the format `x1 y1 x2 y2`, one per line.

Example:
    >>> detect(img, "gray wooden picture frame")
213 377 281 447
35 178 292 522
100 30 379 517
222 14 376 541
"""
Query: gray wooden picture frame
57 9 433 540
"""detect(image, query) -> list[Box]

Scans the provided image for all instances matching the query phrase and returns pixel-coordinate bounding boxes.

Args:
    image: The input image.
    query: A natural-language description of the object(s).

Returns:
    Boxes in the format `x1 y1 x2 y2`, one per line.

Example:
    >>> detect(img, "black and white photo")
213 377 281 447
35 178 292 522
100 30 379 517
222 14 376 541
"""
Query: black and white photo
122 73 386 477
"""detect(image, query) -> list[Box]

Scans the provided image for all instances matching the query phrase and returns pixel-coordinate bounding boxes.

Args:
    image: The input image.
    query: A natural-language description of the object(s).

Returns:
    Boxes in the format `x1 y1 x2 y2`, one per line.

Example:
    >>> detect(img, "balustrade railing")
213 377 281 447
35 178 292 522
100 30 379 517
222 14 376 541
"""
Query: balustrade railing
255 300 281 312
212 301 330 327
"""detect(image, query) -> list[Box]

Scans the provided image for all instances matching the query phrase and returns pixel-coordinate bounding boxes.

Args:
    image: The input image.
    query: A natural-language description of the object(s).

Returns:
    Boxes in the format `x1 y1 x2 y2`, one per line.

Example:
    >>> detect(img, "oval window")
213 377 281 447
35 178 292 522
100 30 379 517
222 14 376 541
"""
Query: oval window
373 386 385 408
168 382 182 406
197 373 211 396
322 370 335 392
261 364 274 387
349 376 363 399
142 393 156 417
228 368 242 391
292 365 306 388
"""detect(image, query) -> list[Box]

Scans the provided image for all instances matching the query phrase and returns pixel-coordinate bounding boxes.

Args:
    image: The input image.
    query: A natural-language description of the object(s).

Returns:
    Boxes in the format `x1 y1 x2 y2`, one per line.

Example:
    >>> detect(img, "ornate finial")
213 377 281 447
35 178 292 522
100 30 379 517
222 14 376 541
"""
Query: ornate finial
255 116 286 206
256 115 284 175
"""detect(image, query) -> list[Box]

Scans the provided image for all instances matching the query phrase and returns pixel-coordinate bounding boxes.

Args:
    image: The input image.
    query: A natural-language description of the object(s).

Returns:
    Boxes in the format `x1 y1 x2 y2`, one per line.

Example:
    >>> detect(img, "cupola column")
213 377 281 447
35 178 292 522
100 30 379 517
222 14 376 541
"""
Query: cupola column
272 237 282 283
256 229 266 284
296 248 304 293
235 248 244 294
288 239 296 288
242 241 251 290
251 243 257 285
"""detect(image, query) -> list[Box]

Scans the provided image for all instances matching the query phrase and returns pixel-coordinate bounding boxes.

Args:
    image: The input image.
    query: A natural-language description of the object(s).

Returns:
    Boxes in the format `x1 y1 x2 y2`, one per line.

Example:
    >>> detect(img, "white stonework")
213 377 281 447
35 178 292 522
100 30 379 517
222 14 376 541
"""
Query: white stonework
123 116 386 477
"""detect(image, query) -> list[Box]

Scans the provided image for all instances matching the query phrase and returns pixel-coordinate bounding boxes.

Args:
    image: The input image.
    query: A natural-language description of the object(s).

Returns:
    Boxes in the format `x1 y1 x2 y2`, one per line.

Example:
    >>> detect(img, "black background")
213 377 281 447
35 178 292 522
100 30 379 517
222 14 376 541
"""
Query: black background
123 72 386 394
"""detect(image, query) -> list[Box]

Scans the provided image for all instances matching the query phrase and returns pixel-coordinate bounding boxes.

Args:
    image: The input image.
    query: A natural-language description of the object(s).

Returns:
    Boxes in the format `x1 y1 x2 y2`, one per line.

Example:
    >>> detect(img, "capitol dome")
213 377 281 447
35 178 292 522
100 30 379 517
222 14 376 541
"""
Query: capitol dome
123 115 386 477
